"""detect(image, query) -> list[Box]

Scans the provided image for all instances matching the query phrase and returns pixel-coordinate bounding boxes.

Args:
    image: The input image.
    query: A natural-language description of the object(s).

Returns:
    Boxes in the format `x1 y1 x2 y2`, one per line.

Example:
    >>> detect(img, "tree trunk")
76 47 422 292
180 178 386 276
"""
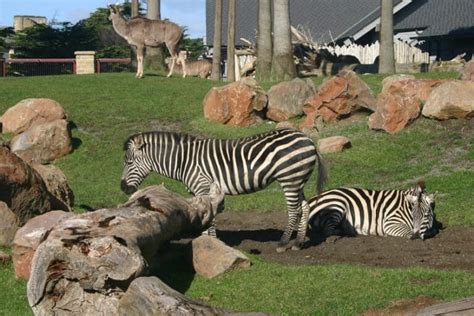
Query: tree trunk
226 0 236 82
379 0 395 74
211 0 223 80
256 0 272 81
27 184 226 315
131 0 139 18
145 0 166 73
271 0 296 81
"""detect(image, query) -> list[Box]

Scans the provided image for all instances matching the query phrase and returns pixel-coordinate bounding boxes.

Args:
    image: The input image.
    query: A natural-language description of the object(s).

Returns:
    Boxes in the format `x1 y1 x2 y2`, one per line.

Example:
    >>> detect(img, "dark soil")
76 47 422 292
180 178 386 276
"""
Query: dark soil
215 211 474 272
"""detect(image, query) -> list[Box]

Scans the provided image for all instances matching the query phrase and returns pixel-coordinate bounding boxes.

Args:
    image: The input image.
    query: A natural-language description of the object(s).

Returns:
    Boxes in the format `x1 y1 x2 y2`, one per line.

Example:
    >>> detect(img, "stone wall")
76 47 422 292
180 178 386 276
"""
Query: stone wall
75 51 96 75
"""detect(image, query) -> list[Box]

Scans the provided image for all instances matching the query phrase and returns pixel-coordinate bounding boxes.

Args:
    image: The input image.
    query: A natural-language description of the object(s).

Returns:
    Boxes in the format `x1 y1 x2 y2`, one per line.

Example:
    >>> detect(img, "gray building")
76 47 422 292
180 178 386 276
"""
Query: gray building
14 15 47 32
206 0 474 61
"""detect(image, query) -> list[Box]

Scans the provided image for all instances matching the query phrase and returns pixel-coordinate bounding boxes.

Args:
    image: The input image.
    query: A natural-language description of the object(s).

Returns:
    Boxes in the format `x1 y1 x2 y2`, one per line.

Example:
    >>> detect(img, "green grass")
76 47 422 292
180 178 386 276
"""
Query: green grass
0 71 472 315
186 259 474 315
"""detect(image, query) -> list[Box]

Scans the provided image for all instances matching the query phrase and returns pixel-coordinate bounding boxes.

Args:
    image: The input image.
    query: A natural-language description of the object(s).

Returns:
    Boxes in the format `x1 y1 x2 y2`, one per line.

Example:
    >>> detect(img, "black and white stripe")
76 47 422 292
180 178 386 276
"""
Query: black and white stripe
121 128 327 251
308 183 436 240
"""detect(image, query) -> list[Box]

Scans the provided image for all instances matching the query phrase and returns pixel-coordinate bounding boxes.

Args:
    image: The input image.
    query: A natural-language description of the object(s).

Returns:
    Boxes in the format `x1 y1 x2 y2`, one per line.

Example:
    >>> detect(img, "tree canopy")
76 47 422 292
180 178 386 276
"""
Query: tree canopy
3 2 204 59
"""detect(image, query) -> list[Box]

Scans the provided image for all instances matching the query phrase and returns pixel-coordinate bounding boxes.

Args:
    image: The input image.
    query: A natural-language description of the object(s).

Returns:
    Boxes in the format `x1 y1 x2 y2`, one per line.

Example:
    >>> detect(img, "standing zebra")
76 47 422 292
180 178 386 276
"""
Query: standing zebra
121 128 327 252
307 182 437 240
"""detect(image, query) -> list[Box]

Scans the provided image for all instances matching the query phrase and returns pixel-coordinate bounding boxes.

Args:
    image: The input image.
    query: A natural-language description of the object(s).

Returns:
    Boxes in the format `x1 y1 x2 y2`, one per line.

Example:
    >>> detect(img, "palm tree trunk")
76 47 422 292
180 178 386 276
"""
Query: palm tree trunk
145 0 166 73
271 0 296 80
211 0 223 80
256 0 272 81
379 0 395 74
226 0 236 82
147 0 160 19
131 0 139 18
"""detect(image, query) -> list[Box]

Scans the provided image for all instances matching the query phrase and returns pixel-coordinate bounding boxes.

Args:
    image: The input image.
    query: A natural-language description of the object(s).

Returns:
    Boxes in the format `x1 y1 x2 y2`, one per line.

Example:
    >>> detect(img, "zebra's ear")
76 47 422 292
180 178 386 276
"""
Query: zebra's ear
406 194 418 204
416 180 426 191
133 134 145 151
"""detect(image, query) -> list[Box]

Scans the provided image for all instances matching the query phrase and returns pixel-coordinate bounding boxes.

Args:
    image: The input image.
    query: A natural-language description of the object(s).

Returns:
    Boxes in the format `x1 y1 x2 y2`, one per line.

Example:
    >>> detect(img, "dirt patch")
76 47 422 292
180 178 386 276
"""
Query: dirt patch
215 211 474 272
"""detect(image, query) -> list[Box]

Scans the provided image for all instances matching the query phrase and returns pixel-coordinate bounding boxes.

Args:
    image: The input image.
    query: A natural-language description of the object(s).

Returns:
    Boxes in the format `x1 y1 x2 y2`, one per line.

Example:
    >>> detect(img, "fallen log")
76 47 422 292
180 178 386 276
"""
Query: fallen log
119 276 268 316
415 296 474 316
27 184 230 315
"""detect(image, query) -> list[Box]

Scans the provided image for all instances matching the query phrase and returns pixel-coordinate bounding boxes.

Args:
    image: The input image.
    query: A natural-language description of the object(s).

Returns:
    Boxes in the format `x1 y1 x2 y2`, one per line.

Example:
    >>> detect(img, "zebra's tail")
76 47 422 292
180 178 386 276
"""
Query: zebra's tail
316 149 328 195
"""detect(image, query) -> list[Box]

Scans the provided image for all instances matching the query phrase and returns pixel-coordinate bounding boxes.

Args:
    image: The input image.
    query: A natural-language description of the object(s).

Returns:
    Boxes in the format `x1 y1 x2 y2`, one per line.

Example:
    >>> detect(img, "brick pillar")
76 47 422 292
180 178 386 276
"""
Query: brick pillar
74 51 96 74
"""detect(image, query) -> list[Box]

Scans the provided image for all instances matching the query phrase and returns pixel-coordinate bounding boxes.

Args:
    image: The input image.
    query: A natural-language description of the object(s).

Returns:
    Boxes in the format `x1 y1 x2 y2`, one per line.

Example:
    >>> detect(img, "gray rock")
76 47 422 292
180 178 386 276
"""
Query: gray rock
10 119 72 163
422 80 474 120
0 201 19 246
192 235 251 278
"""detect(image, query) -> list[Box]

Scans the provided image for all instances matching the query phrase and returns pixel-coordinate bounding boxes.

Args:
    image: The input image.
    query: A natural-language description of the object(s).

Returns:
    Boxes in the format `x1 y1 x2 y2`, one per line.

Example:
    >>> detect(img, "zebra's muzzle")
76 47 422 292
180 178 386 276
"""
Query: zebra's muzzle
121 180 137 195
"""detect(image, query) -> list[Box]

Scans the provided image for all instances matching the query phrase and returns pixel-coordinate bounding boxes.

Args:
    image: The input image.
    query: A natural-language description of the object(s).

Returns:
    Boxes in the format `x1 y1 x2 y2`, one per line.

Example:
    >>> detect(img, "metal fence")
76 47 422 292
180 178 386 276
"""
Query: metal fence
96 58 132 73
1 57 133 77
3 58 76 77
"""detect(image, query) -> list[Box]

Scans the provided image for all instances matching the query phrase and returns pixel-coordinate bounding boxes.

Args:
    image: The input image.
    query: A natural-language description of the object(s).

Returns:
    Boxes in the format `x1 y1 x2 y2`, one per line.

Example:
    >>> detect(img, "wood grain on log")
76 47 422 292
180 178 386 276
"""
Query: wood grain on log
27 184 225 315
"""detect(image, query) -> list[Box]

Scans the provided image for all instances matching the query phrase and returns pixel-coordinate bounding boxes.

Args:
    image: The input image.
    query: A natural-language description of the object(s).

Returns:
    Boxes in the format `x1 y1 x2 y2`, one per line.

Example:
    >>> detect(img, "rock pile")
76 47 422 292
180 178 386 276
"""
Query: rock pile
368 75 445 133
1 98 72 163
266 78 316 122
0 98 75 251
203 78 267 126
301 69 376 128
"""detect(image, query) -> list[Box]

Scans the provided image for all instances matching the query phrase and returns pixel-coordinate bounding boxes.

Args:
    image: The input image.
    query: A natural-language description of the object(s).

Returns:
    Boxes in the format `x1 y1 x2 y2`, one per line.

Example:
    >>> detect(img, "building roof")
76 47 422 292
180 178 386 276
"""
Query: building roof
394 0 474 38
206 0 406 45
206 0 474 46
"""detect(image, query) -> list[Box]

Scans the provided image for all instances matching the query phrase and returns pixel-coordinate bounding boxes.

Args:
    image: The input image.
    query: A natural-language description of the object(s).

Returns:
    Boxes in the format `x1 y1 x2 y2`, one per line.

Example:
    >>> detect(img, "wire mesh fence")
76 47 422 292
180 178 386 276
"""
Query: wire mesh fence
96 58 133 73
4 59 76 77
1 57 133 77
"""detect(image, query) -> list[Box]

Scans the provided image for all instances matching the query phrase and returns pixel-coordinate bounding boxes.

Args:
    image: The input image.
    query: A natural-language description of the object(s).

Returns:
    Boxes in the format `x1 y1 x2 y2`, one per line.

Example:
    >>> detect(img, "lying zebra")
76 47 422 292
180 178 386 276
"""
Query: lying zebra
121 128 327 252
307 182 438 240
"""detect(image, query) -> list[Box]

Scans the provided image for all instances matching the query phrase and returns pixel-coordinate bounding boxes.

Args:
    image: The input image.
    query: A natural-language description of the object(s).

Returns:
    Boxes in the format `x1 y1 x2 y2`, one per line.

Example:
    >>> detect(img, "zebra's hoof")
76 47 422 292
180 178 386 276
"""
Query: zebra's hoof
291 245 302 251
276 246 288 253
292 240 305 251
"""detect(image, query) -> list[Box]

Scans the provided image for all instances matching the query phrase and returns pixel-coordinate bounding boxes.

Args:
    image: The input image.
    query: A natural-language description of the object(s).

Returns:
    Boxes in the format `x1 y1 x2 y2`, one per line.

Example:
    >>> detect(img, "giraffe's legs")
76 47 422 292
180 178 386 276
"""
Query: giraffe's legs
166 54 175 78
136 45 145 78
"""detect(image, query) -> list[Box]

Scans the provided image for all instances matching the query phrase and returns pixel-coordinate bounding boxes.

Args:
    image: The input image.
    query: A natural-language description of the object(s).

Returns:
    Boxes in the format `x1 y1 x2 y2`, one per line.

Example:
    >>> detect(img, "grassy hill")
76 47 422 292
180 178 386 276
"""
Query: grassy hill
0 72 472 315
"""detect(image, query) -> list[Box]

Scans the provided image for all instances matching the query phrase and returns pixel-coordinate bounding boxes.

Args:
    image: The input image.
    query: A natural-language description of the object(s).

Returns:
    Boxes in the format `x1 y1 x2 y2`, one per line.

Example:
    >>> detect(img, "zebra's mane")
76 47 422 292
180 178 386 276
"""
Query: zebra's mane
123 128 299 150
123 131 198 150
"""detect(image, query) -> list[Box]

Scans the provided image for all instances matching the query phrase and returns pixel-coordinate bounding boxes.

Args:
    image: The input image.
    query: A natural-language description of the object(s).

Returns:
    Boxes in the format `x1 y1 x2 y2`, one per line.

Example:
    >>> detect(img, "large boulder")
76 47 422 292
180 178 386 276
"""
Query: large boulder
368 76 445 134
12 210 74 279
192 235 251 278
0 146 52 225
301 69 376 128
266 78 316 122
0 201 19 246
422 80 474 120
10 119 72 163
0 98 67 135
32 163 75 211
203 78 267 126
459 59 474 81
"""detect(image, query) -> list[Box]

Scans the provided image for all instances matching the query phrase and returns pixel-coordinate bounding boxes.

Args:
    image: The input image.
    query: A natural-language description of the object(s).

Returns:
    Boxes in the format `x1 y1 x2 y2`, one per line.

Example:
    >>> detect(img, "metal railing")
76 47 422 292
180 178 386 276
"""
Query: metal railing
96 58 132 73
0 57 133 77
3 58 76 77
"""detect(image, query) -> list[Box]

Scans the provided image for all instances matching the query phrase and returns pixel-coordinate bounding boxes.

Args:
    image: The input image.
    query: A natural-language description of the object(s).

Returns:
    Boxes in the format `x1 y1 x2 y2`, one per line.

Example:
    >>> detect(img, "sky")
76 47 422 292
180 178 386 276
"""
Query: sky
0 0 206 38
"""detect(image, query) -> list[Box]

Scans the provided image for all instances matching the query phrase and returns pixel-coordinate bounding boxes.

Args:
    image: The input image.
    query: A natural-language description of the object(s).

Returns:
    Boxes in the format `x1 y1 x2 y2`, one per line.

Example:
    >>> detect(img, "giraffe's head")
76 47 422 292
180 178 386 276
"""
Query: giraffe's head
108 4 122 21
407 182 437 240
121 133 152 195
